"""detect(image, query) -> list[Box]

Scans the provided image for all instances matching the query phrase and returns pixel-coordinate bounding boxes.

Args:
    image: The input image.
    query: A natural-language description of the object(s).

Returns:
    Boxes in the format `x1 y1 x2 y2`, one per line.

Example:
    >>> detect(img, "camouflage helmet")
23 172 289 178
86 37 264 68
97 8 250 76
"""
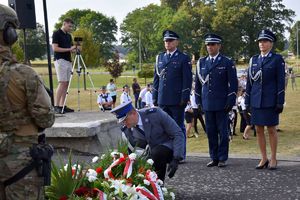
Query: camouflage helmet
0 4 19 30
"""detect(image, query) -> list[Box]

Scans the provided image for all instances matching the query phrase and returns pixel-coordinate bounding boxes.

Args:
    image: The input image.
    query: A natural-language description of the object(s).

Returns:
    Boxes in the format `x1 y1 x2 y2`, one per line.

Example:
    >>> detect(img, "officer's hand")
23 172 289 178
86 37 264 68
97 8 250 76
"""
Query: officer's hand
153 100 158 107
275 104 284 113
225 105 233 113
179 100 187 107
198 104 203 112
167 159 179 178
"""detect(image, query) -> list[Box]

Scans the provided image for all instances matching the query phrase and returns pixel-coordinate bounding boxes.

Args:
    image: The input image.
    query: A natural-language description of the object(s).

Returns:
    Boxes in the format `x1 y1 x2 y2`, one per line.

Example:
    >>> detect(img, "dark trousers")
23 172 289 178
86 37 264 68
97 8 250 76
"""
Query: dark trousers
134 93 140 108
192 108 206 133
159 105 186 159
239 112 246 132
140 102 146 109
151 145 173 181
233 110 237 135
205 110 229 161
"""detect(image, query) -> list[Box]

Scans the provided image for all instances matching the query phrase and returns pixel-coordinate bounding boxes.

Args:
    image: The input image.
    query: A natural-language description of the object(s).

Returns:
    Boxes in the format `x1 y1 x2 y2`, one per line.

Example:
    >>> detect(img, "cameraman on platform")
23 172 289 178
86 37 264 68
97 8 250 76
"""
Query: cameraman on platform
52 18 77 114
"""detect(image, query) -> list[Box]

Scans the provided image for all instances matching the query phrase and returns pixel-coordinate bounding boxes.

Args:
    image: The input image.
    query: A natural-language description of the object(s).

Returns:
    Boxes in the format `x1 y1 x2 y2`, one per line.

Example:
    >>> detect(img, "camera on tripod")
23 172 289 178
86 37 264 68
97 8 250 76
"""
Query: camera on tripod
74 37 83 44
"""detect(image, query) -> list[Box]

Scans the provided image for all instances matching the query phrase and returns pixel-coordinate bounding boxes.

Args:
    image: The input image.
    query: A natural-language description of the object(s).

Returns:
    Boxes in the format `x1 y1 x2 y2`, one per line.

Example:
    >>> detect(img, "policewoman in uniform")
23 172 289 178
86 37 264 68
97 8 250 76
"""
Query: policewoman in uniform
0 4 55 199
110 101 184 181
245 30 285 170
153 30 192 159
194 34 238 167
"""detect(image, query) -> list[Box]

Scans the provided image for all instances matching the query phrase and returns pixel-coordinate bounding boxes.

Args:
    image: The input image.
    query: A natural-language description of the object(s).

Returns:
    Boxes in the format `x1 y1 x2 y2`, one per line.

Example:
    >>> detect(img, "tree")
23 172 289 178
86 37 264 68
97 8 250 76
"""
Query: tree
11 42 24 62
73 28 100 68
17 23 47 62
121 4 174 63
161 0 185 10
54 9 92 30
79 11 117 63
289 21 300 56
210 0 295 60
105 51 124 81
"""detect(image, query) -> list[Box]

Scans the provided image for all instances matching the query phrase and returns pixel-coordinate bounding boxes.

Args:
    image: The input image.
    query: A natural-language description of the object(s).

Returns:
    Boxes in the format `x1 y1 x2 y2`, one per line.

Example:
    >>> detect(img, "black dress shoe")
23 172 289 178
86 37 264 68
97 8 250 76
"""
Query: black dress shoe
207 160 219 167
255 160 269 169
54 106 65 114
218 161 227 168
63 106 74 113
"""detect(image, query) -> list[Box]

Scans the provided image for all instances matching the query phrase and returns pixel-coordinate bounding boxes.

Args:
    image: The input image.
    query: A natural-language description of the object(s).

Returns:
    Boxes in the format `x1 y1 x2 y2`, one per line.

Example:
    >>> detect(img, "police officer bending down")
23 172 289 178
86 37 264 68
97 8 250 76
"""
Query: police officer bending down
0 4 55 199
195 34 238 168
111 101 184 181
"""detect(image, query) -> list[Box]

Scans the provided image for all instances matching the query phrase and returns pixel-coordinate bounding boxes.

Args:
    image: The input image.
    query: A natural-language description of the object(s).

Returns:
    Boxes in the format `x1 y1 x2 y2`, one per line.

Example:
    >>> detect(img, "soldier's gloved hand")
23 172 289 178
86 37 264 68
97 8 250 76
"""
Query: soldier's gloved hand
275 104 284 113
167 159 179 178
224 105 233 113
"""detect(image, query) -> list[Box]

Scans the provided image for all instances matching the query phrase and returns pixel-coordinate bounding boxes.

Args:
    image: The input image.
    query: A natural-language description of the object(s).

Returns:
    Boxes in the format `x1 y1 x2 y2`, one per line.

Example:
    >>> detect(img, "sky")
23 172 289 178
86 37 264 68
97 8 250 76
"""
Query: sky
0 0 299 43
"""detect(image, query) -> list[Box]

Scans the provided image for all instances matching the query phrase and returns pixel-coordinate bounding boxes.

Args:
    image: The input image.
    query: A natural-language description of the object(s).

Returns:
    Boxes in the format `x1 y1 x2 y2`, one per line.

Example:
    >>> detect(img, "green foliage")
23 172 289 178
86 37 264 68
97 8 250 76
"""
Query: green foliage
120 4 174 63
17 23 47 61
55 9 117 64
11 42 24 62
289 21 300 56
161 0 185 10
138 65 154 84
45 153 86 200
73 28 100 68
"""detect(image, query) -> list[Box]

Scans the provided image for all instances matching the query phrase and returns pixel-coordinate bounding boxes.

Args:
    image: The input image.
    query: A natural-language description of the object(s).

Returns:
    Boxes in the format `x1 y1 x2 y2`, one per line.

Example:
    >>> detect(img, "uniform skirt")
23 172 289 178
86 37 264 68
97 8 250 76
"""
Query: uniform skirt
251 107 279 126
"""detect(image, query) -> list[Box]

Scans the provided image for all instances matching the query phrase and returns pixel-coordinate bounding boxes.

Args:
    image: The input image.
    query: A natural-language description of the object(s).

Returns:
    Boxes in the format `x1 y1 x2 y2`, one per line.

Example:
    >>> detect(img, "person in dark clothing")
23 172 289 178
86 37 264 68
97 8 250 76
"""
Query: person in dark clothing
132 78 141 108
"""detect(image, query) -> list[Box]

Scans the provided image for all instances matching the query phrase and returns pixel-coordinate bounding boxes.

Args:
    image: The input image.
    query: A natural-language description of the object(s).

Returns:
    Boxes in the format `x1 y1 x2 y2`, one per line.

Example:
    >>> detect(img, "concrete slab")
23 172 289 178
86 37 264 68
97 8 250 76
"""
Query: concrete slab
45 111 122 154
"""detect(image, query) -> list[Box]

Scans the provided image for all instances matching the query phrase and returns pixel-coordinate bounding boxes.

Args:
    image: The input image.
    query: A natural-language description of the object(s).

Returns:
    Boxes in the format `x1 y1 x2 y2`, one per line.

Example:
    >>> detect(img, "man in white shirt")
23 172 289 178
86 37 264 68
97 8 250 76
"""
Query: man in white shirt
107 79 117 108
145 83 154 108
97 86 113 111
120 84 132 104
138 86 148 109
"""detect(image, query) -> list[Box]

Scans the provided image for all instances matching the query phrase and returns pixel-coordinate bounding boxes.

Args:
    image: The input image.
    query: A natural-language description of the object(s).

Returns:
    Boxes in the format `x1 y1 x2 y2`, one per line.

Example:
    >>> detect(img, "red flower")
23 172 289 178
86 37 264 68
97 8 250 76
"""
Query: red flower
75 187 90 196
119 157 126 162
71 169 76 176
59 195 68 200
96 167 103 174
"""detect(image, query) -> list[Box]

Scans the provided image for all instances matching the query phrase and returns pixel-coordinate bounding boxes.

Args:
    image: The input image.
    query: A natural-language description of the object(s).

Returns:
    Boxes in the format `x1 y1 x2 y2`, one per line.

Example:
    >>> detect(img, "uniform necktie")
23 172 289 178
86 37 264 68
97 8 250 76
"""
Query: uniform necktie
135 125 145 136
168 53 171 60
211 58 214 64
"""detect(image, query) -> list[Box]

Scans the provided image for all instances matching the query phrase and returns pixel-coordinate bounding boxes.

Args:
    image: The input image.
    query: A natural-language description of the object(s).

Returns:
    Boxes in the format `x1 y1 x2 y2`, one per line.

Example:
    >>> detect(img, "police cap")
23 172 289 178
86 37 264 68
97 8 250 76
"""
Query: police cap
204 33 222 44
163 30 179 41
257 29 276 42
110 101 134 123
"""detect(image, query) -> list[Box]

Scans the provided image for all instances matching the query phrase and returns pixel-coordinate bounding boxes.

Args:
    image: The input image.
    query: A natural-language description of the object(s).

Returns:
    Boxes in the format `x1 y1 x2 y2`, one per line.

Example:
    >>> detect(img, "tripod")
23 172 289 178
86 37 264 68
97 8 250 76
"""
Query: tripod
61 48 98 113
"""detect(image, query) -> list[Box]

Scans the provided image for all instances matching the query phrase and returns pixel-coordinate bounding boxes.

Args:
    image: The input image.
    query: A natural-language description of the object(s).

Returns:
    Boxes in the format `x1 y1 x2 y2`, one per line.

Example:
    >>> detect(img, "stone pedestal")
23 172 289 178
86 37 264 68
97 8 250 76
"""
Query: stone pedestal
45 112 122 154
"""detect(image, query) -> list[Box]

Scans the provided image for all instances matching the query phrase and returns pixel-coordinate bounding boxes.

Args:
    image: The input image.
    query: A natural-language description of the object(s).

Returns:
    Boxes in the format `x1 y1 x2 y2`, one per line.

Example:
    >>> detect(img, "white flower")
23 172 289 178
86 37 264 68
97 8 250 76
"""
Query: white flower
162 187 168 193
63 164 68 171
73 164 81 171
88 175 97 182
157 179 164 186
86 198 93 200
92 156 99 163
101 154 106 159
143 179 150 186
86 169 97 177
110 151 119 157
137 173 144 178
170 192 175 200
129 153 137 160
146 159 154 165
147 171 158 182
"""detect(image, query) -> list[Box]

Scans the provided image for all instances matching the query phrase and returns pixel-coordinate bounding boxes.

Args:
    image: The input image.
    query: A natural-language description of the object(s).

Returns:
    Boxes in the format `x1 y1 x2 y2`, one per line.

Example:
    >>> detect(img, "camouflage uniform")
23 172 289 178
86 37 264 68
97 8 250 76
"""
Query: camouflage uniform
0 4 55 200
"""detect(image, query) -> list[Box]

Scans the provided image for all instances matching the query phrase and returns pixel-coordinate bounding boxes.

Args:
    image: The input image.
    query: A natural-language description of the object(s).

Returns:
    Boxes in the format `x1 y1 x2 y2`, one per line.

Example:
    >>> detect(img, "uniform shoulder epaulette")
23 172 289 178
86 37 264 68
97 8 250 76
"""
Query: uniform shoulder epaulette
145 107 157 114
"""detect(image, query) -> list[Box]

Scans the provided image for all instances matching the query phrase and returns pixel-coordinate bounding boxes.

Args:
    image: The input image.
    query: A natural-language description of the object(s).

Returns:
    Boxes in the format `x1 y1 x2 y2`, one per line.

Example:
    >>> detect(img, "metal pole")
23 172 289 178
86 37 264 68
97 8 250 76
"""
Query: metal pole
42 0 54 105
139 31 142 71
23 29 28 64
297 23 299 71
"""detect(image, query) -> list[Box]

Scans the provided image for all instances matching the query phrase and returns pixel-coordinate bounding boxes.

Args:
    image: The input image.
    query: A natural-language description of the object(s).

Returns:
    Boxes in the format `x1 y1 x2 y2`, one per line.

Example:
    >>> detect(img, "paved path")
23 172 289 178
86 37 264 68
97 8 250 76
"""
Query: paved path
165 156 300 200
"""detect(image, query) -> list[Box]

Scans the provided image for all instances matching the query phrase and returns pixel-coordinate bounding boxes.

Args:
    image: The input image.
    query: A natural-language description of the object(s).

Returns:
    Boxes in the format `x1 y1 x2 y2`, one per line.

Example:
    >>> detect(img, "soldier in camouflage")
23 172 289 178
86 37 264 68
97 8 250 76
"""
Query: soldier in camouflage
0 4 55 199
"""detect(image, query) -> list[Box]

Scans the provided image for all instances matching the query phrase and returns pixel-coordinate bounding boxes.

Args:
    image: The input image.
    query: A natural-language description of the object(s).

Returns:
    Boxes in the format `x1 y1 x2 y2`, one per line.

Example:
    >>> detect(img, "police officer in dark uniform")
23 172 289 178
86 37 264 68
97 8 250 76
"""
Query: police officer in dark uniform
245 30 285 170
110 101 185 181
195 34 238 167
153 30 192 160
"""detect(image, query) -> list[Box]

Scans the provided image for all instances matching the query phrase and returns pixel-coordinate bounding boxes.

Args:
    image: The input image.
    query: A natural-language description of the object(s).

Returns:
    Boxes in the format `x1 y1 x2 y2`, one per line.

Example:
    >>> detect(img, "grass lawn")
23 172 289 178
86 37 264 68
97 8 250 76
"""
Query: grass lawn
33 61 300 157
